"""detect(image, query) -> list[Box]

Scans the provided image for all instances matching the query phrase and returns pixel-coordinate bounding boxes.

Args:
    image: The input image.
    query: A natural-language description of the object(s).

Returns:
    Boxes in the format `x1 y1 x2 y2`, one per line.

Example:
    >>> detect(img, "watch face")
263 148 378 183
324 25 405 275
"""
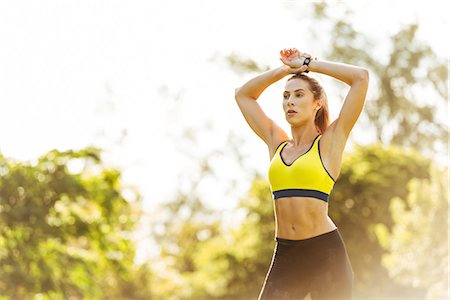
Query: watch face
303 58 311 73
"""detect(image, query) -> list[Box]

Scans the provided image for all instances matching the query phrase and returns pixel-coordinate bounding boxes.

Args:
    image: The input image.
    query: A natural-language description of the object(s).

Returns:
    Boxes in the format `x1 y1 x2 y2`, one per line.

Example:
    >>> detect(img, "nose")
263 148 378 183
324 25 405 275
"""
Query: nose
287 96 295 106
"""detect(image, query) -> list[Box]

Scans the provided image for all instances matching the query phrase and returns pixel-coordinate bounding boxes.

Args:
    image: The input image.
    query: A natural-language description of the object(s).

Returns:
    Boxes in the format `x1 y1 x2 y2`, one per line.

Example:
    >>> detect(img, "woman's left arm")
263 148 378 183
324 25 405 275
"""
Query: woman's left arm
308 59 369 138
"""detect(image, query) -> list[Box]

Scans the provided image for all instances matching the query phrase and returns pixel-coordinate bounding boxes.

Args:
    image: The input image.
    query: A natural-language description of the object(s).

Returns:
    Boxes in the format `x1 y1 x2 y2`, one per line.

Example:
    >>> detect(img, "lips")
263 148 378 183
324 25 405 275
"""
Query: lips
287 109 297 114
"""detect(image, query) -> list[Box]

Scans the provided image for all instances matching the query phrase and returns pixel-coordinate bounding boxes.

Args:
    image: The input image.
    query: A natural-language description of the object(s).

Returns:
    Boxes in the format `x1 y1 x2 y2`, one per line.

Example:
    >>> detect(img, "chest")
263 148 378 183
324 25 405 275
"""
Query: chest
280 144 314 166
269 142 327 184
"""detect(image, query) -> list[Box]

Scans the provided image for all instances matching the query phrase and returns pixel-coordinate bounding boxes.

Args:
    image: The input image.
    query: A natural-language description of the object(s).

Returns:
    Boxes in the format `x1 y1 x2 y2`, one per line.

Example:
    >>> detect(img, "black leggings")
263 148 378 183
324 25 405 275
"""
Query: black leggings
258 229 353 300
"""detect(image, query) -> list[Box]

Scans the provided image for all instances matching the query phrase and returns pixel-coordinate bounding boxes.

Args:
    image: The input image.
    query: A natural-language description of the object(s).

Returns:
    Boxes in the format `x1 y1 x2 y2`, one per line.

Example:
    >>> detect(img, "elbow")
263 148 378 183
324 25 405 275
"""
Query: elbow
350 68 369 86
235 86 257 102
235 87 246 101
357 68 369 82
234 87 248 101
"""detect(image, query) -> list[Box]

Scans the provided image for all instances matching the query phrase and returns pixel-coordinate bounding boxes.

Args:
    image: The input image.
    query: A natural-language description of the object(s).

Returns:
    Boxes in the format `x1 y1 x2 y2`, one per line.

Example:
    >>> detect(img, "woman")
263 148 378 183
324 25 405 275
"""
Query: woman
234 48 369 299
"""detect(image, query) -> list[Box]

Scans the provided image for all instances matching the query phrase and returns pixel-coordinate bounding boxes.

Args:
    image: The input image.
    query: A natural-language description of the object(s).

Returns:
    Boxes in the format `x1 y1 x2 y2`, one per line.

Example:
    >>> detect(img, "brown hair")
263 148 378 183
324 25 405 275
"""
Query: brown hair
288 74 330 134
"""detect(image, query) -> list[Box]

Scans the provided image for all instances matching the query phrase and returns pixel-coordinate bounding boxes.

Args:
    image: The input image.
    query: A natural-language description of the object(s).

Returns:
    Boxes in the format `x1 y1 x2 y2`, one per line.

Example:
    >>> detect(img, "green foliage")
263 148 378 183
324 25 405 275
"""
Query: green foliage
330 143 431 297
223 52 271 74
311 3 448 150
150 141 440 298
379 165 449 298
151 175 276 300
226 2 448 153
223 177 277 299
0 149 153 299
150 186 223 300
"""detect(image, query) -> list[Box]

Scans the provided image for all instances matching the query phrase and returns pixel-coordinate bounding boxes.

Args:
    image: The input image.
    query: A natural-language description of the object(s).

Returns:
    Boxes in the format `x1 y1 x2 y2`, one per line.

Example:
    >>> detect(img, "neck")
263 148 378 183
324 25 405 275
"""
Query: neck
289 123 320 147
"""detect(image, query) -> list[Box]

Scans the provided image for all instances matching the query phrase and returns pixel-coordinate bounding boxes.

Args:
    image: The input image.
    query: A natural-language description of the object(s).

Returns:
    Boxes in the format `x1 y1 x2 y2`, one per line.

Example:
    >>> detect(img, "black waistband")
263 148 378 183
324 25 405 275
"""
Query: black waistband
273 189 329 202
275 228 340 245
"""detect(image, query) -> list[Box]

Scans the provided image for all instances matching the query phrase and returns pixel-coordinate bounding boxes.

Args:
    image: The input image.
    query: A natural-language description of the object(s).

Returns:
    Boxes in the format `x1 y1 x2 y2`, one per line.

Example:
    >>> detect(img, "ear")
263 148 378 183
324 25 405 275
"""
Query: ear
315 99 323 110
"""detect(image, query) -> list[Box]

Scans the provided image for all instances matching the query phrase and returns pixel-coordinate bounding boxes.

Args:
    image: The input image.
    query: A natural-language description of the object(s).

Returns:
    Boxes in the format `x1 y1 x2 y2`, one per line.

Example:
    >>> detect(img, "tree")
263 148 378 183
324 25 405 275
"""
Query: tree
309 2 448 153
150 174 276 300
224 2 448 155
377 164 449 298
149 141 437 298
0 149 154 299
331 143 431 297
148 141 226 299
150 4 448 297
197 177 277 299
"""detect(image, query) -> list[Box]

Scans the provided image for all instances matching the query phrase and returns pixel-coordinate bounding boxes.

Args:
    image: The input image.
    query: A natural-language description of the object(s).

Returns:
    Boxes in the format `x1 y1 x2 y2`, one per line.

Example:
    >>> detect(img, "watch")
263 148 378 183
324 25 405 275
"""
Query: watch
302 57 311 73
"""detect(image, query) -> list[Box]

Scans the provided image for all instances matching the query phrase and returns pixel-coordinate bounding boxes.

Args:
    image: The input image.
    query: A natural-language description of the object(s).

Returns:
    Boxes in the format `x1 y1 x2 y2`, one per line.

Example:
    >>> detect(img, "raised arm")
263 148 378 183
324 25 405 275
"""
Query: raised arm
280 48 369 139
234 63 308 156
308 60 369 138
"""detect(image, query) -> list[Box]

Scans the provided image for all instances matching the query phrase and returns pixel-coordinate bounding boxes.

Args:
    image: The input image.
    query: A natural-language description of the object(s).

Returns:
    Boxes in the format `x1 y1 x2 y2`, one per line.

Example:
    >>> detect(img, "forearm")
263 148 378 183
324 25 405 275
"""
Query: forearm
308 60 368 86
235 66 289 100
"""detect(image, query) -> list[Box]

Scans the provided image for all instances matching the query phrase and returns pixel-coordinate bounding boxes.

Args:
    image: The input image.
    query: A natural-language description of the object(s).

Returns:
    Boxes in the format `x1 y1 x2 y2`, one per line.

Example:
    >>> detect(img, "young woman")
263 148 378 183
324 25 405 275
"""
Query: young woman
234 48 369 299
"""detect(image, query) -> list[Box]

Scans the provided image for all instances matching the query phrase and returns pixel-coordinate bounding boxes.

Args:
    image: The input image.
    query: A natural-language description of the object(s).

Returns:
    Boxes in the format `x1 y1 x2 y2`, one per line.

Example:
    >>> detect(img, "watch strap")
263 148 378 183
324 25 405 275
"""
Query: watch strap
302 57 311 73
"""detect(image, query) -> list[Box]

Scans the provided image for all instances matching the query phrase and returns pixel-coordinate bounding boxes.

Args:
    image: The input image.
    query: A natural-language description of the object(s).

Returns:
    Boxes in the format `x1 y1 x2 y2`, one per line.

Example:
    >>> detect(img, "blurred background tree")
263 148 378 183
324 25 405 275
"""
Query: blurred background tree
380 165 448 298
325 17 447 154
1 1 447 299
331 144 433 297
147 1 448 299
0 149 154 299
151 174 276 300
148 141 447 299
226 2 448 154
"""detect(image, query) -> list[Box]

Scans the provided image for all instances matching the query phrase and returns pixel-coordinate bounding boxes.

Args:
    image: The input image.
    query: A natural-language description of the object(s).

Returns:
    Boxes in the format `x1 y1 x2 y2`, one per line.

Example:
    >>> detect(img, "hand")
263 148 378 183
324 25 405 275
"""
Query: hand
279 48 314 73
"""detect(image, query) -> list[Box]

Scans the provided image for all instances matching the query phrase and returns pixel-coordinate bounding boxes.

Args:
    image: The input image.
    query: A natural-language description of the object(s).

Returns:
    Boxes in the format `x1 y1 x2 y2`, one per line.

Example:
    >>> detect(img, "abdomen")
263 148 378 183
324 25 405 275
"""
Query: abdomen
274 197 336 240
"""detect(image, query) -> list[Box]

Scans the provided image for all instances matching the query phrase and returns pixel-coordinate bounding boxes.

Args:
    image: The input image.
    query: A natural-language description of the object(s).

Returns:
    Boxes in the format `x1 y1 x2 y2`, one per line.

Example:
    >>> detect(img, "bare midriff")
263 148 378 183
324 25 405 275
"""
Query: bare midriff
274 196 337 240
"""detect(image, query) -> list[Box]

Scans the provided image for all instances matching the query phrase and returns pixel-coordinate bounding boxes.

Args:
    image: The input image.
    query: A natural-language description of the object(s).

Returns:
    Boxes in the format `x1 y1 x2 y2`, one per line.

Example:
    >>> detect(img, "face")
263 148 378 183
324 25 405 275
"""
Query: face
283 78 319 126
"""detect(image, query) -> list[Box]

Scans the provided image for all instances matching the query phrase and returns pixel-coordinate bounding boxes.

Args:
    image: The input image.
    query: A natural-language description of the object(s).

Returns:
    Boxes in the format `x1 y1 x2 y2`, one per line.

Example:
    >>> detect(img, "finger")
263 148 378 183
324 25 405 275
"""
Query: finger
299 51 309 57
280 57 289 65
290 66 306 74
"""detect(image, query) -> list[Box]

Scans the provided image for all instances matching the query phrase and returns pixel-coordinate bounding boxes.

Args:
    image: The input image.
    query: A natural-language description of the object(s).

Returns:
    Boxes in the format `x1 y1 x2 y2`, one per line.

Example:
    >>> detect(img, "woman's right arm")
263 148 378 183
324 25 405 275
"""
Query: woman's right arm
234 65 306 155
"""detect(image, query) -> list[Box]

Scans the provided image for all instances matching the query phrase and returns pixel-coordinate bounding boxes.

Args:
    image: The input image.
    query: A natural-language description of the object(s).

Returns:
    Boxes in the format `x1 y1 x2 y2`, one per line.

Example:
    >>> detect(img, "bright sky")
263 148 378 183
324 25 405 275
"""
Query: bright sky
1 0 448 261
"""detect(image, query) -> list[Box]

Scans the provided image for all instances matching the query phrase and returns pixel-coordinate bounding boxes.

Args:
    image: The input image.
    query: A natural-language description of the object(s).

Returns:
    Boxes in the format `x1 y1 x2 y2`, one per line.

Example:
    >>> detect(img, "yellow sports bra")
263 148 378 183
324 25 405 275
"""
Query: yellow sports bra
268 134 336 202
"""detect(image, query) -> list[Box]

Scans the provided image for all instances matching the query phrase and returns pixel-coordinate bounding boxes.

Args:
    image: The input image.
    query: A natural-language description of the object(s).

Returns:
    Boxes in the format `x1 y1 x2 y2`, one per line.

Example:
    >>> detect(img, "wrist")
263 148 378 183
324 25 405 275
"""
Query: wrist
305 58 319 73
277 65 291 77
302 57 311 73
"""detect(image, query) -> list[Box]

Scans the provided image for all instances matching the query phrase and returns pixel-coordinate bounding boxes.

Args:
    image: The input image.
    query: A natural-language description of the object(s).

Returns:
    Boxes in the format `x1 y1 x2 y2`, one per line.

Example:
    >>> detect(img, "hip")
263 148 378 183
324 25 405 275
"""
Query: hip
270 228 353 283
259 228 353 299
271 228 353 280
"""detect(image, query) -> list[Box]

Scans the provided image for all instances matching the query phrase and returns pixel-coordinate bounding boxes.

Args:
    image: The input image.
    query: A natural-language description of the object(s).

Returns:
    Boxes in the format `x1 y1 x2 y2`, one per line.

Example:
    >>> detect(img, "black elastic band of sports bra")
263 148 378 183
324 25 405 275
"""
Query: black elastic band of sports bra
273 189 329 202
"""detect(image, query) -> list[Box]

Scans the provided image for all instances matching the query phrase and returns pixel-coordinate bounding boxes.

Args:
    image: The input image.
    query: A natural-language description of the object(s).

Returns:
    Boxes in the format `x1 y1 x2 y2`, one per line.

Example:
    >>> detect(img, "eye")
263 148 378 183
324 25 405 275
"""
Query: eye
296 93 304 97
283 94 289 99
